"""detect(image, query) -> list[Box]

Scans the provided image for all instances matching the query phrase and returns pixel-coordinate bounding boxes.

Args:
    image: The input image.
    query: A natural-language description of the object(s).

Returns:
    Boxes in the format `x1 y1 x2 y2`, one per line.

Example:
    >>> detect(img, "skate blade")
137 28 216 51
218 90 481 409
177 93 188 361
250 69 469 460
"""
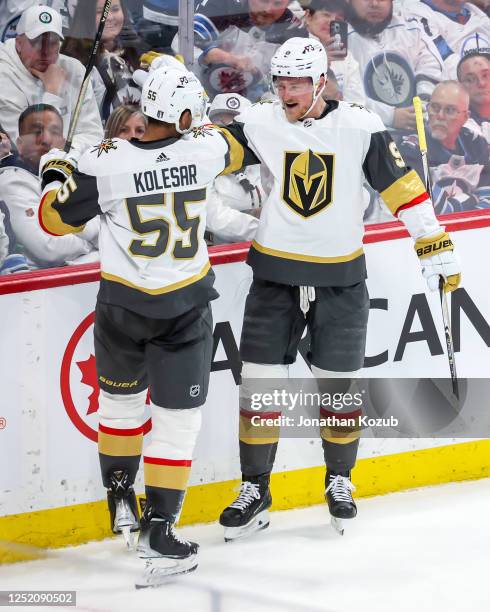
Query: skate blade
331 517 344 536
135 554 198 589
223 510 270 542
121 526 136 550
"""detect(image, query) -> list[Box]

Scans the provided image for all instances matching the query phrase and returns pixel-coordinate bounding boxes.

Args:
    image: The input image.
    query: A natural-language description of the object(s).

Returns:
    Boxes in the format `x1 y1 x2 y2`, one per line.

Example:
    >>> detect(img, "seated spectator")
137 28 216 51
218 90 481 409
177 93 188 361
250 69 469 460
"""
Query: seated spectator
405 0 490 79
208 93 265 212
399 81 490 213
346 0 445 130
0 104 99 269
105 105 148 139
62 0 147 123
0 5 103 152
185 0 308 100
304 0 365 103
458 49 490 143
0 200 30 275
0 0 78 42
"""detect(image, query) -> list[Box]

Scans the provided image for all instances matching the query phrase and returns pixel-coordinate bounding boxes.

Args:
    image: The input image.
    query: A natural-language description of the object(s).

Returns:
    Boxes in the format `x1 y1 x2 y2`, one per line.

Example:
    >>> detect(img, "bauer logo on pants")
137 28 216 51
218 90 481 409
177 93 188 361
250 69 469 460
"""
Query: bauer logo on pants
282 150 335 218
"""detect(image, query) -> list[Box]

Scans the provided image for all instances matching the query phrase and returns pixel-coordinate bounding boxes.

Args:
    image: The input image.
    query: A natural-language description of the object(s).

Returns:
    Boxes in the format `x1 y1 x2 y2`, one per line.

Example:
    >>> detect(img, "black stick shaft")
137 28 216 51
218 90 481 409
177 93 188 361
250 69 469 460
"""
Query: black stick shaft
413 96 459 400
64 0 113 152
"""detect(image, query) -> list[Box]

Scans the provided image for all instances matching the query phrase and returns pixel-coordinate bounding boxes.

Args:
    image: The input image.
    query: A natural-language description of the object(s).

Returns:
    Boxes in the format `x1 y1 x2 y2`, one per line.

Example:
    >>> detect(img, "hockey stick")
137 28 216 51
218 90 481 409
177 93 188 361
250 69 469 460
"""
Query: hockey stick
64 0 113 152
413 96 459 400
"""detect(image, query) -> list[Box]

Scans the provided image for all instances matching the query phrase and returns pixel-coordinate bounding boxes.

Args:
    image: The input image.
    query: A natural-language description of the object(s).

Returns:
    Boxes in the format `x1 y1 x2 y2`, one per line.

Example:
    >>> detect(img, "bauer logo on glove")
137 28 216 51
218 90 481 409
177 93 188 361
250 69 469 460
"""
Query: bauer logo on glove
416 234 453 258
414 231 461 293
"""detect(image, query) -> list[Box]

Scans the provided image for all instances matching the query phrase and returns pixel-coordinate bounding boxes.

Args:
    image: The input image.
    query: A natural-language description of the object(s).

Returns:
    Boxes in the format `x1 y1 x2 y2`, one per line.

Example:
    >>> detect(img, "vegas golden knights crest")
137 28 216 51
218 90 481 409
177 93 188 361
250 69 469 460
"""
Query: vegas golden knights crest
282 150 334 218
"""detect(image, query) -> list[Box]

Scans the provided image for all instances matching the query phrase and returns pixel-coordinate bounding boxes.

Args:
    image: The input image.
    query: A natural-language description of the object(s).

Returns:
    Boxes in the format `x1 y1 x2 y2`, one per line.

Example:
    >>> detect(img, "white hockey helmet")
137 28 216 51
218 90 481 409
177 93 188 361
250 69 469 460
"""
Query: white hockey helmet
271 37 328 116
141 67 207 134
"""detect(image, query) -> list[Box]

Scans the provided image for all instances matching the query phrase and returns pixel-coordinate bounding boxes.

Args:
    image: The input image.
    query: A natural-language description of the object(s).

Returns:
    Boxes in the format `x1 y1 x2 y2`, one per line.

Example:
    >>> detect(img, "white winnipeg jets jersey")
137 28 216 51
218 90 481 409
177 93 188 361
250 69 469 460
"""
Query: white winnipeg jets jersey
39 127 249 317
347 14 445 126
232 100 427 287
405 0 490 79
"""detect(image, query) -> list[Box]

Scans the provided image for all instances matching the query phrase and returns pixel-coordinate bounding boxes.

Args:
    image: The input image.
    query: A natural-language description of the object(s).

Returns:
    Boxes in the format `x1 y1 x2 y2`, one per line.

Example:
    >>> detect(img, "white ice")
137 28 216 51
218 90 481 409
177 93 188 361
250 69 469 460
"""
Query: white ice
1 478 489 612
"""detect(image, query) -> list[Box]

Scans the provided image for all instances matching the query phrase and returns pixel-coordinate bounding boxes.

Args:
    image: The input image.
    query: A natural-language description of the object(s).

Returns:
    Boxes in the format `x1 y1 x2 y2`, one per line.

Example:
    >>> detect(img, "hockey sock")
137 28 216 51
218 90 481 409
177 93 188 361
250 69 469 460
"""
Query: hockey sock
238 362 287 476
98 389 147 487
312 367 362 473
144 404 201 521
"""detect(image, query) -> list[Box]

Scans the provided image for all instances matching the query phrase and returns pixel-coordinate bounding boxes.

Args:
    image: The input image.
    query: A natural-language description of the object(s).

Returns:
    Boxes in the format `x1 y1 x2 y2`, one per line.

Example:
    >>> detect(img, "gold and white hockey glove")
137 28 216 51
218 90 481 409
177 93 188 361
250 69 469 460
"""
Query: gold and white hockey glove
40 148 80 188
415 231 461 293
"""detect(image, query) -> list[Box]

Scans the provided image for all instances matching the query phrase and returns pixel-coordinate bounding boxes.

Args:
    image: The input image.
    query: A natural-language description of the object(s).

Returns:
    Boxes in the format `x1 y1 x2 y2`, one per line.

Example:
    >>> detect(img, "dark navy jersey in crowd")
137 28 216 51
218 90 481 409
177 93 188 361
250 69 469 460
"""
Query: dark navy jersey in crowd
400 125 490 188
193 0 307 50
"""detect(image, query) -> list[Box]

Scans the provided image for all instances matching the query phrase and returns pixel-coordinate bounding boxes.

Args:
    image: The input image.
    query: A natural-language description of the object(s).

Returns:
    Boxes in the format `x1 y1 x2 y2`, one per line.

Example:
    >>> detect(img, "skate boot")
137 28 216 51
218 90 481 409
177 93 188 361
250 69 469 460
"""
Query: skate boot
107 470 140 549
325 469 357 536
135 506 198 588
219 473 272 542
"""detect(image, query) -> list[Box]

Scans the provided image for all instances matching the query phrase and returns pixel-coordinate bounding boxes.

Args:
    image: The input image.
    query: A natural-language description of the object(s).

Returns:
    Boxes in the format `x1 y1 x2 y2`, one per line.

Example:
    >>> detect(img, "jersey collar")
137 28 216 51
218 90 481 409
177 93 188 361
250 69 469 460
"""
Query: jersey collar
130 137 180 150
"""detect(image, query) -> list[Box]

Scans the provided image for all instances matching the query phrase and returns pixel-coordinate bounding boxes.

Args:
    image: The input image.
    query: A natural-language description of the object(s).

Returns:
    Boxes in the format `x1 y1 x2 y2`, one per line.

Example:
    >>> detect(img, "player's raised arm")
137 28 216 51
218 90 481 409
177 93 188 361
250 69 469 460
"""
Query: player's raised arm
362 121 461 294
38 150 101 236
215 121 261 176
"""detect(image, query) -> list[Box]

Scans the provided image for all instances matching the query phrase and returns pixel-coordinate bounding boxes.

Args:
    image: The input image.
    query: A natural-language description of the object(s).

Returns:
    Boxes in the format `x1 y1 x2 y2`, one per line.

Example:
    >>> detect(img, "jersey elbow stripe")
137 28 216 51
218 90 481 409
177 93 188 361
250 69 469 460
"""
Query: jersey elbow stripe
39 190 85 236
218 127 245 175
380 169 427 216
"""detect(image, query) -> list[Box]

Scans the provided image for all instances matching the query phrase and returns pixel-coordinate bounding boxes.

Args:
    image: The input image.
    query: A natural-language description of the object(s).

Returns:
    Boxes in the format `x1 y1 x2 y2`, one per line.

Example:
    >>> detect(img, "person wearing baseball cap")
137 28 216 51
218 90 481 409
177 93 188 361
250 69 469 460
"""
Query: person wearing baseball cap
16 5 64 41
0 5 103 151
208 93 252 125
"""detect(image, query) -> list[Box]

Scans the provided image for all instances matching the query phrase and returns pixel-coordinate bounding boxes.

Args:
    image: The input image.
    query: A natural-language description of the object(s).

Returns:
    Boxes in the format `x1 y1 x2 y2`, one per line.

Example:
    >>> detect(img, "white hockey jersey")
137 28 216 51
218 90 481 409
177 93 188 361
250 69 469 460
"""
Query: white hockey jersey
39 127 257 317
405 0 490 79
227 100 428 286
347 13 445 126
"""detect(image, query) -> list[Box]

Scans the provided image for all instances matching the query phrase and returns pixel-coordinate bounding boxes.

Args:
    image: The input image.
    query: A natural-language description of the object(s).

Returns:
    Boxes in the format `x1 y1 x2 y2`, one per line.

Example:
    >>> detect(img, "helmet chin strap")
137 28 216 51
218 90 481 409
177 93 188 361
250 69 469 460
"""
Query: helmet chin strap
299 78 326 120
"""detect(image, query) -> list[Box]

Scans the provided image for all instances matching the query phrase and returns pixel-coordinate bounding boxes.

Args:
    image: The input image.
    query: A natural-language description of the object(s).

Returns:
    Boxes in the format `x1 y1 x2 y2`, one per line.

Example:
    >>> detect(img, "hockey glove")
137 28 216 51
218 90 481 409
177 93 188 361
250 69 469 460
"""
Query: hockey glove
415 231 461 293
40 148 79 188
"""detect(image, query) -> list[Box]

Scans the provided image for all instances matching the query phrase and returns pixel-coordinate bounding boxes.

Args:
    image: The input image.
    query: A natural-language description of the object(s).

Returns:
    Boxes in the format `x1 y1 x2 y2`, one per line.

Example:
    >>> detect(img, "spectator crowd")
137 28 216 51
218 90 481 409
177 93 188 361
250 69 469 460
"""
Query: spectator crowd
0 0 488 273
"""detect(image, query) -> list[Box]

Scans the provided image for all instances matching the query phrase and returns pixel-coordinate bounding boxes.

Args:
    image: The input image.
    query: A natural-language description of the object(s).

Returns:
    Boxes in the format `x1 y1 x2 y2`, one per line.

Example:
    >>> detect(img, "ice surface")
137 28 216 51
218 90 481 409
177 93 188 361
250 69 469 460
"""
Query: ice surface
1 479 489 612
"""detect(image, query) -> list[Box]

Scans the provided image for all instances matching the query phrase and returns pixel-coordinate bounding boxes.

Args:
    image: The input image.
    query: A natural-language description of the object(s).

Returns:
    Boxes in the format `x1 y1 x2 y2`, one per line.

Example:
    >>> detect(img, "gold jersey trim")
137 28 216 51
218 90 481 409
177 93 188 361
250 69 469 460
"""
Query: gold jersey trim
380 169 427 216
217 127 245 175
101 261 211 295
251 241 364 264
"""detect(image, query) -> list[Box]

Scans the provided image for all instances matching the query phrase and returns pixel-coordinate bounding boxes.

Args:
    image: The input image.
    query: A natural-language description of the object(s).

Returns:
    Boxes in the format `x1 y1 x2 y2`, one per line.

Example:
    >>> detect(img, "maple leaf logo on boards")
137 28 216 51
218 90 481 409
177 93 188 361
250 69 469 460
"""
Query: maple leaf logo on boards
60 313 152 442
77 354 99 416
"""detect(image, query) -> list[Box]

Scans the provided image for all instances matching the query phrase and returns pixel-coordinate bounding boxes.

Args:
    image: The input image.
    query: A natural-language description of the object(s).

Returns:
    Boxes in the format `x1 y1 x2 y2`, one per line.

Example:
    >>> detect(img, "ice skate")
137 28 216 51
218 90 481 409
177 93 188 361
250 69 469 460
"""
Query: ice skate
325 470 357 536
219 474 272 542
135 506 198 588
107 470 140 549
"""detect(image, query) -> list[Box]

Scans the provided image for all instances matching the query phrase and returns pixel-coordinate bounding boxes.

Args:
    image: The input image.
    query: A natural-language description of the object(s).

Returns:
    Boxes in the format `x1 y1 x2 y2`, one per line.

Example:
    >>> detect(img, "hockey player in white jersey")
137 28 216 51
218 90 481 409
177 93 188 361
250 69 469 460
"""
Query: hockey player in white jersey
38 66 258 586
405 0 490 79
218 37 462 540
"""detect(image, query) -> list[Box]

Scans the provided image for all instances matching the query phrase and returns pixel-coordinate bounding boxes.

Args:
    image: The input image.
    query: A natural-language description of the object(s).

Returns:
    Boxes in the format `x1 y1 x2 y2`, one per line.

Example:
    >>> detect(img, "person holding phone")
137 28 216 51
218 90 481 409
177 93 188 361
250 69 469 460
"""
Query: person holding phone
304 0 365 103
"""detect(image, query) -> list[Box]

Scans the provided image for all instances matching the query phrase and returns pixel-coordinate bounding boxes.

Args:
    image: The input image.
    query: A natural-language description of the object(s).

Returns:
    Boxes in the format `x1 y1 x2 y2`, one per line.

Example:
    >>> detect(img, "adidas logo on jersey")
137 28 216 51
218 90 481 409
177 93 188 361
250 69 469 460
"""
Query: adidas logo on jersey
156 152 170 163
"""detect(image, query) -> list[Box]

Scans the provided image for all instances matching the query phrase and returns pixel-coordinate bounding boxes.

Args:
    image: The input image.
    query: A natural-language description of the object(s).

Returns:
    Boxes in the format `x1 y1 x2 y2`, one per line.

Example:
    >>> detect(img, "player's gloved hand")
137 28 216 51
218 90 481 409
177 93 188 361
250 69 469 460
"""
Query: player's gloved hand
415 231 461 293
40 148 80 188
134 52 186 87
